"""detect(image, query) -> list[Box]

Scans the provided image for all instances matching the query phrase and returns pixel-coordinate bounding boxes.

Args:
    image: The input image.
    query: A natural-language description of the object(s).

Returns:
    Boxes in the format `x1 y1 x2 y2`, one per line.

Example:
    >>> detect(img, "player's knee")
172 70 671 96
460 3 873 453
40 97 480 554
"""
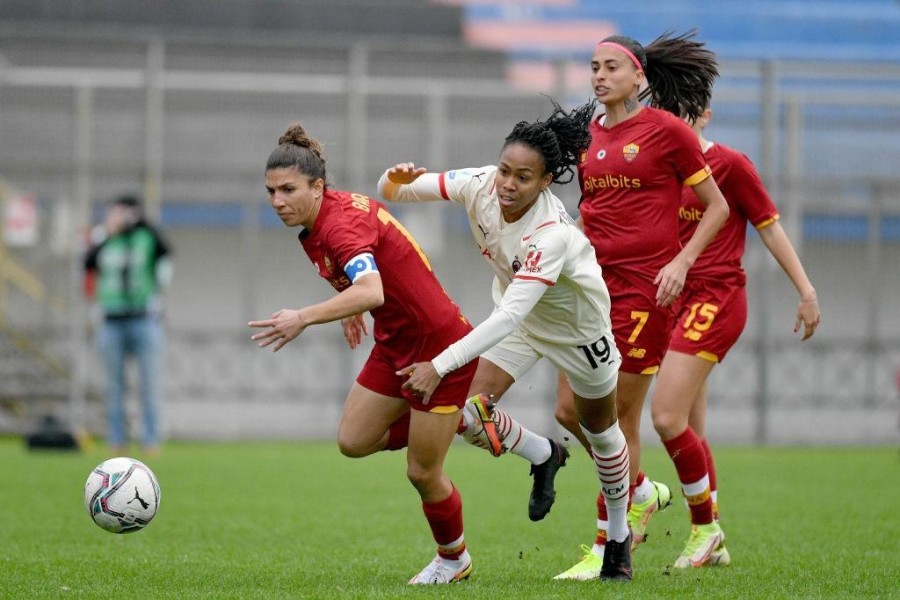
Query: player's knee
651 408 686 440
336 431 368 458
406 462 437 490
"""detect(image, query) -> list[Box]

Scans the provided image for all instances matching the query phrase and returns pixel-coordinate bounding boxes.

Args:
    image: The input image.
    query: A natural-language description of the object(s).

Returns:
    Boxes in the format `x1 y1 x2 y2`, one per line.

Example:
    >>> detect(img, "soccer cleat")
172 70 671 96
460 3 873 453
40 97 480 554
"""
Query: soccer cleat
408 554 473 585
673 522 725 568
709 540 731 566
553 544 603 581
528 439 569 521
599 534 633 581
708 527 731 566
628 480 673 549
461 393 504 457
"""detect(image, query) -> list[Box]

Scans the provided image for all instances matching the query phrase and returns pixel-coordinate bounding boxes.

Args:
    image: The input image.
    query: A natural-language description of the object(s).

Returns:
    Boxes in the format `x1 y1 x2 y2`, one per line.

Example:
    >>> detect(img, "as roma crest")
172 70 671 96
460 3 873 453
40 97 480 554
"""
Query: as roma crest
623 143 640 163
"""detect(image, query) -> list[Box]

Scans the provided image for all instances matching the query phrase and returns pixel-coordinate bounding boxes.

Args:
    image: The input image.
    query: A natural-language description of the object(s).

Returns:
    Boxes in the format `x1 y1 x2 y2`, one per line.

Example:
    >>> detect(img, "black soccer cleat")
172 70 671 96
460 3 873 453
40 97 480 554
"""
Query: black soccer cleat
528 439 569 521
599 534 633 582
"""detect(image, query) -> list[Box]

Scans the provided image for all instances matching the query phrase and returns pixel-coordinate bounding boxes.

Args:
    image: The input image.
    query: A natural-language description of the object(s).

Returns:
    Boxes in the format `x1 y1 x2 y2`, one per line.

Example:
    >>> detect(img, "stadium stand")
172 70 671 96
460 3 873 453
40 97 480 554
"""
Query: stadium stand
0 1 897 442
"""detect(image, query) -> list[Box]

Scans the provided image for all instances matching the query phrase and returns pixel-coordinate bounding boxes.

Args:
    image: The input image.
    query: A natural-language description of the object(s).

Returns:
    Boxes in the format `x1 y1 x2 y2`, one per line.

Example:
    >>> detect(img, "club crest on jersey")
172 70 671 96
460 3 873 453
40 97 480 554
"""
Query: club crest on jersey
511 256 522 273
623 143 639 163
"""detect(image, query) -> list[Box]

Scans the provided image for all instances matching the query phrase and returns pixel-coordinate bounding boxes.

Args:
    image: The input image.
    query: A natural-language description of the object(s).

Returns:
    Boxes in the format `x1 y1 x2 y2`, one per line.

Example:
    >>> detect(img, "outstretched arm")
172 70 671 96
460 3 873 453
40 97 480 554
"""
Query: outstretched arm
757 221 820 340
249 274 384 352
398 279 547 402
377 162 445 203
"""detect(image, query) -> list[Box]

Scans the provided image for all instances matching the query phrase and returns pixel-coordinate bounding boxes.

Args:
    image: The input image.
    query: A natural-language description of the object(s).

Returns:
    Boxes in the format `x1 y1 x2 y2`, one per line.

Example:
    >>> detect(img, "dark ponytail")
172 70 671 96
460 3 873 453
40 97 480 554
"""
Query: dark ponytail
600 30 718 122
503 98 595 185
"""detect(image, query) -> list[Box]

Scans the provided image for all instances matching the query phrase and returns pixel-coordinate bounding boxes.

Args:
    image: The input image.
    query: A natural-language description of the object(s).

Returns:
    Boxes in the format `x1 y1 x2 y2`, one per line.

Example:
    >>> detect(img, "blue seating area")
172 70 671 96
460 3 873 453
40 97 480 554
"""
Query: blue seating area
450 0 900 243
461 0 900 61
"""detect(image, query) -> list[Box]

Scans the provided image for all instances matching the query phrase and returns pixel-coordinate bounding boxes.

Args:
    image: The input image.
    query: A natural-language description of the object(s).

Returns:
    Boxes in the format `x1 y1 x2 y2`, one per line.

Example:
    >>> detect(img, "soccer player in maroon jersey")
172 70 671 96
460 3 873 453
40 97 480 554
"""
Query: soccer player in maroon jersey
553 32 730 579
249 124 478 585
659 102 821 566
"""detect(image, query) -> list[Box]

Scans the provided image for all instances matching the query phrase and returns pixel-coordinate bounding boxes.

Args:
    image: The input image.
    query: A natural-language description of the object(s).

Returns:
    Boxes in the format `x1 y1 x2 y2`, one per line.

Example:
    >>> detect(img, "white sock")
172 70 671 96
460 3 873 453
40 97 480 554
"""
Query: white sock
632 476 655 505
493 407 551 465
581 421 630 543
592 518 608 556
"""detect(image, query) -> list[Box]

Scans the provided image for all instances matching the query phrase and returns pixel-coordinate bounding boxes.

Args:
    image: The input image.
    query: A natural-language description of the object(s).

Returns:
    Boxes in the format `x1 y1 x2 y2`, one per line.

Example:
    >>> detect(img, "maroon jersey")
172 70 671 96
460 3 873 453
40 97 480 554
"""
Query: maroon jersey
578 107 711 282
299 189 465 343
679 143 779 286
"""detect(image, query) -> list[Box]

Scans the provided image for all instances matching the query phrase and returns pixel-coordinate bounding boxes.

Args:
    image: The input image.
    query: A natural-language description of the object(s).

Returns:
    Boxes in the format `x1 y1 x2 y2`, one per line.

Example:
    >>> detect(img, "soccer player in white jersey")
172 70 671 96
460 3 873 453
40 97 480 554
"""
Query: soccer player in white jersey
377 100 634 581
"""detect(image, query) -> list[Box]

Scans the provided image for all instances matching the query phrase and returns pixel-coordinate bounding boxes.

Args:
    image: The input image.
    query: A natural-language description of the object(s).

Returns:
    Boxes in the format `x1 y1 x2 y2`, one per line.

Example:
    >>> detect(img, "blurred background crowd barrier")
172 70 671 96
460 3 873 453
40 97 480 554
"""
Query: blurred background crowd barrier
1 0 898 444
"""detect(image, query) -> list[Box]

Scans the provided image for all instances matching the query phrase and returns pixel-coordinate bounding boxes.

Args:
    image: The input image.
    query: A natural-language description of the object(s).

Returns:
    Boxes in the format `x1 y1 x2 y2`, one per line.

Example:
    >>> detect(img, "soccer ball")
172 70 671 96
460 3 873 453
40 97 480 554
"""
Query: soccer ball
84 457 161 533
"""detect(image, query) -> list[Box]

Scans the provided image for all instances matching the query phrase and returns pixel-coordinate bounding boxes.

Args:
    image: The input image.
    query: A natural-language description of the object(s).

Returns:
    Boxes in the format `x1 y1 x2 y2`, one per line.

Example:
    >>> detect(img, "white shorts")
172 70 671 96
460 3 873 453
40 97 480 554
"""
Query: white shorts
482 327 620 399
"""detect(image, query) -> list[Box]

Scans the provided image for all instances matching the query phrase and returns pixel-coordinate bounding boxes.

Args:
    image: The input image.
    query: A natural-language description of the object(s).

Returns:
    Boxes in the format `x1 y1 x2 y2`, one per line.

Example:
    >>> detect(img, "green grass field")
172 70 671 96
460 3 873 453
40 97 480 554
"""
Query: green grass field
1 437 897 598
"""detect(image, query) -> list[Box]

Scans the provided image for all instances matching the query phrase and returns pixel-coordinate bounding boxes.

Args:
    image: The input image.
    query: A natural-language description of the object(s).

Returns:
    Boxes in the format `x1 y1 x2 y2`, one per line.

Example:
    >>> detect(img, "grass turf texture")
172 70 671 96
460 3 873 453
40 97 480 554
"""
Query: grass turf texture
1 437 897 598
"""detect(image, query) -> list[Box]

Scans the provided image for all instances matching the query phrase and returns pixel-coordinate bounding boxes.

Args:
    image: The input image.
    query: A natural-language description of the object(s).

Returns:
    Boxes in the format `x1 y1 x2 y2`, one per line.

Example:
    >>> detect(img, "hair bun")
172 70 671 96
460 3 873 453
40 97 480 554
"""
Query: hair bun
278 123 325 158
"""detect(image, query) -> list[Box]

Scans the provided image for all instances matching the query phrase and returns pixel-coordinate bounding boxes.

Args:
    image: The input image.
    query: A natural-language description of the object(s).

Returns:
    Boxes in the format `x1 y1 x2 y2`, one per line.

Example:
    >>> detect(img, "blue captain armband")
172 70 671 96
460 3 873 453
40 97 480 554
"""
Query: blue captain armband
344 253 379 283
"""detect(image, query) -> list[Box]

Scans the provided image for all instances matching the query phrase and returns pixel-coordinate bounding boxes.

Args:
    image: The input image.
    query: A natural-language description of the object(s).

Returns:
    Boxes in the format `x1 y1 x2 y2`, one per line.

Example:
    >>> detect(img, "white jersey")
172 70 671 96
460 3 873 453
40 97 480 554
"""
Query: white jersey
443 165 612 341
380 165 613 376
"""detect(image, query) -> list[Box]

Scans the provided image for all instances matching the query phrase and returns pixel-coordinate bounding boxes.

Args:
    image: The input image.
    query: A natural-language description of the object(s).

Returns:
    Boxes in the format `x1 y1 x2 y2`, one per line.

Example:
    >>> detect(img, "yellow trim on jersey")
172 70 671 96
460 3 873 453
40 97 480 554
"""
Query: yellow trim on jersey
684 164 712 187
754 214 781 230
696 351 720 364
640 365 660 375
429 405 460 415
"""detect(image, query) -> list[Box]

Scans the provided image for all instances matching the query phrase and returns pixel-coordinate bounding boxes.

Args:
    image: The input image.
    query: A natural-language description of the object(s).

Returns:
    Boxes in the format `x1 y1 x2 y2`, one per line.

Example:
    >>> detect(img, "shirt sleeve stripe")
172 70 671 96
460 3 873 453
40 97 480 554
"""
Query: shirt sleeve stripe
684 164 712 187
438 172 449 200
522 221 556 241
514 274 556 286
754 214 781 230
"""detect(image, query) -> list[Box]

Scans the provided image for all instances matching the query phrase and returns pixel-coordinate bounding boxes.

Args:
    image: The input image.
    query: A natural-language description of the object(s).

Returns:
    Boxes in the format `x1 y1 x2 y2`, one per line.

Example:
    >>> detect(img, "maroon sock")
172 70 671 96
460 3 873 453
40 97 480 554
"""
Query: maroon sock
385 413 410 451
700 437 717 494
700 437 718 520
663 427 713 525
595 490 608 545
422 485 465 559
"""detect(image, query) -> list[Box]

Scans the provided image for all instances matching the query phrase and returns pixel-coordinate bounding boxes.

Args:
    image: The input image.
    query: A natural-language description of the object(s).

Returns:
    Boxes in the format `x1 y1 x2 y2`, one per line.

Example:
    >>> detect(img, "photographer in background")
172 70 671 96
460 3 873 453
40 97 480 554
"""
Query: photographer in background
84 195 172 456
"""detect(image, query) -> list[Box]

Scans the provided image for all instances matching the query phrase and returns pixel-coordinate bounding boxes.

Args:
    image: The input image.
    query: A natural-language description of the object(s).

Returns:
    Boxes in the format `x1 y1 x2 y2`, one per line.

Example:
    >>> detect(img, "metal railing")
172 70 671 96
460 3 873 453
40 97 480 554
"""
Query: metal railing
1 36 898 442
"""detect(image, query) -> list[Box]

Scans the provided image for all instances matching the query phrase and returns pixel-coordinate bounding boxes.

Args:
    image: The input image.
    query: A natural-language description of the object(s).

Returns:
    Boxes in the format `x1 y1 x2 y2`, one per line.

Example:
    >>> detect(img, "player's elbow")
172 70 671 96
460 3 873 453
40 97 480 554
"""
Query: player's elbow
377 172 395 200
714 194 730 223
359 286 384 311
368 289 385 309
495 307 523 335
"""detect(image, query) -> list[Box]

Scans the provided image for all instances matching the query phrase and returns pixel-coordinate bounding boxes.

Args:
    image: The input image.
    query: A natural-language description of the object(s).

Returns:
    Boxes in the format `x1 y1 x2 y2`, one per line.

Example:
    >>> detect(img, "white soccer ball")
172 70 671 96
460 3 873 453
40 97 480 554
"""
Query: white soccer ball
84 457 161 534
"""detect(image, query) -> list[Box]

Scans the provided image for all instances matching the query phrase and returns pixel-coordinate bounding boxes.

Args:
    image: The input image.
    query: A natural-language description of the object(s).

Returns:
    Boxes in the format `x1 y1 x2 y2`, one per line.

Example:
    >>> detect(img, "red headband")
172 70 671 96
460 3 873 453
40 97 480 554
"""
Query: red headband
595 41 643 71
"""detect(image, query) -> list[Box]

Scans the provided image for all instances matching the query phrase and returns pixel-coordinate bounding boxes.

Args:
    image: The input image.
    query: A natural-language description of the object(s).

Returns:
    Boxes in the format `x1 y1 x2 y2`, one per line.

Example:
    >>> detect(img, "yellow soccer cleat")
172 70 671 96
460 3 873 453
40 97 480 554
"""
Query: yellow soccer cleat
628 480 673 549
553 544 604 581
673 522 725 569
461 393 504 457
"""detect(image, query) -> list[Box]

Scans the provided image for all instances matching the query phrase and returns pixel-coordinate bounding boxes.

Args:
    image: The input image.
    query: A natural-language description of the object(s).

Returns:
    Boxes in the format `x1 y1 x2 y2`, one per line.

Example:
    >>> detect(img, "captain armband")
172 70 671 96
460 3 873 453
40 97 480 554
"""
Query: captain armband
344 253 379 283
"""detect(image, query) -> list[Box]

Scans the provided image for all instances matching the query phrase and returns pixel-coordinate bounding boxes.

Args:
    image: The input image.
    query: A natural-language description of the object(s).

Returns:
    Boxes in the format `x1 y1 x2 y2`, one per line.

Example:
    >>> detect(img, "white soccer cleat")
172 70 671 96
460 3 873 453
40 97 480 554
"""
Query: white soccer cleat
408 553 473 585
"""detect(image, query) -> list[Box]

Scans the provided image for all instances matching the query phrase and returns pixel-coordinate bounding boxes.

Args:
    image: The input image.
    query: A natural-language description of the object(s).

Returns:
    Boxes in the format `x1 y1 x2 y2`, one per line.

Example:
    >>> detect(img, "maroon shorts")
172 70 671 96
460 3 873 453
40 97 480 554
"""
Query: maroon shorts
668 278 747 363
604 268 676 375
356 315 477 413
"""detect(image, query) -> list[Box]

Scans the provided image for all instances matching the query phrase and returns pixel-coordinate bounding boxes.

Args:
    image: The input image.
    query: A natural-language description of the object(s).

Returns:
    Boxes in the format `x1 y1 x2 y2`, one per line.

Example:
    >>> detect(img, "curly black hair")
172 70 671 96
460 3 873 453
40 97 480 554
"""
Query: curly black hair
503 98 595 185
